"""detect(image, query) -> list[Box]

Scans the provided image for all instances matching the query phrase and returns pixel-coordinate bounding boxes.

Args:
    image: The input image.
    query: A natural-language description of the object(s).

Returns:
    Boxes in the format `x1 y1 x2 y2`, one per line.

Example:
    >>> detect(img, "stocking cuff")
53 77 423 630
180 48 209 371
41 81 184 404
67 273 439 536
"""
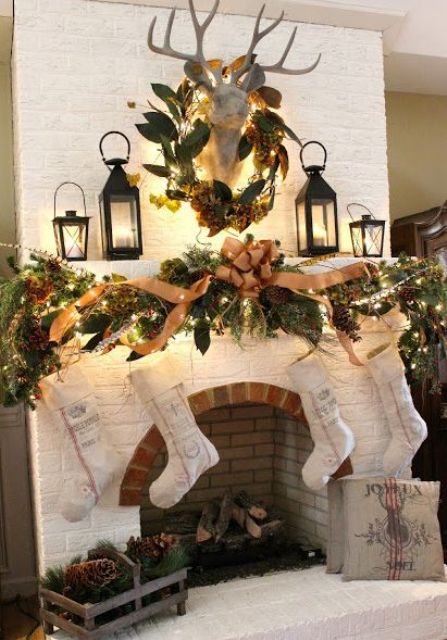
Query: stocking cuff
40 365 92 411
130 352 185 401
366 343 404 384
287 353 326 393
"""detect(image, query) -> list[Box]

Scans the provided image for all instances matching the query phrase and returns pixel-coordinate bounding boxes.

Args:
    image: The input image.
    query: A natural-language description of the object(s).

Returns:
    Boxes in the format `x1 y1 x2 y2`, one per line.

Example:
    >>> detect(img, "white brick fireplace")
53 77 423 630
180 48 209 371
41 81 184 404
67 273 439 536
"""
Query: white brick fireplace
10 0 395 572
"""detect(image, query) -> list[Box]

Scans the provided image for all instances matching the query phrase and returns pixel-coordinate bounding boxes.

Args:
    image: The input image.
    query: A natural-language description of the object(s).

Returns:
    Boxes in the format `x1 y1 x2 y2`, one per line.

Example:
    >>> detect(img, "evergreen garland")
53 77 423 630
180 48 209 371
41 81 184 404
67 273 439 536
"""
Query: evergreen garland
0 245 446 407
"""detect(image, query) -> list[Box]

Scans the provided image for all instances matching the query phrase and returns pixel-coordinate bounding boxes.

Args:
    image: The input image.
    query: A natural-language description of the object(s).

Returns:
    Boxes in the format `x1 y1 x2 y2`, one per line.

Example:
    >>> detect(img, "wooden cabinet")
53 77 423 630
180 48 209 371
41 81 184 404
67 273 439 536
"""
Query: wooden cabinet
391 203 447 552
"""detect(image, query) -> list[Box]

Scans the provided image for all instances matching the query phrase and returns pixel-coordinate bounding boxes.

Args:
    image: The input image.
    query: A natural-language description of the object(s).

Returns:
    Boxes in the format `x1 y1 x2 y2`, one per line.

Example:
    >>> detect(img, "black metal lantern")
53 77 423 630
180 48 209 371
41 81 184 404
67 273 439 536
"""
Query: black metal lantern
348 203 385 257
99 131 143 260
295 141 339 256
53 182 90 261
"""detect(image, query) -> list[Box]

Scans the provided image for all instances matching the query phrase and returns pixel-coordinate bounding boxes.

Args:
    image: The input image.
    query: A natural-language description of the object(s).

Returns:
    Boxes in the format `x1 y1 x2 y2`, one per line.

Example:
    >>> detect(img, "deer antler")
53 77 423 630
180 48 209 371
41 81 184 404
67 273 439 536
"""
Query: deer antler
148 0 222 87
231 4 321 84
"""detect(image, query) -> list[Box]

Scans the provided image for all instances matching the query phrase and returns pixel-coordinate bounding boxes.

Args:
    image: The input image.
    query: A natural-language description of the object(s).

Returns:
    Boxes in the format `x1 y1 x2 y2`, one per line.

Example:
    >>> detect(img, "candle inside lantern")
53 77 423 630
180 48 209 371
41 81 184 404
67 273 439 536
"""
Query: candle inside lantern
114 226 134 248
313 224 327 247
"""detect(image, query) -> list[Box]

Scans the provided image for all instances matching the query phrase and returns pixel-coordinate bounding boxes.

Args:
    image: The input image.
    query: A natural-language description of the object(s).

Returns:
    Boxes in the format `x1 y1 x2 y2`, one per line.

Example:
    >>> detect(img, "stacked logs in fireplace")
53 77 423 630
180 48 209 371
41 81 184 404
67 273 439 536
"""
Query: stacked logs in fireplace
163 490 285 569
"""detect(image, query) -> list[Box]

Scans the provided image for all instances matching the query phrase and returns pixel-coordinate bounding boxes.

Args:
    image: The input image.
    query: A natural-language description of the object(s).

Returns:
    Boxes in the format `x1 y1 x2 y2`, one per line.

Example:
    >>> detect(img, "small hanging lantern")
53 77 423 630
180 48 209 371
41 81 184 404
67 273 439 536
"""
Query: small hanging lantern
295 141 339 256
348 203 385 257
53 182 90 261
98 131 143 260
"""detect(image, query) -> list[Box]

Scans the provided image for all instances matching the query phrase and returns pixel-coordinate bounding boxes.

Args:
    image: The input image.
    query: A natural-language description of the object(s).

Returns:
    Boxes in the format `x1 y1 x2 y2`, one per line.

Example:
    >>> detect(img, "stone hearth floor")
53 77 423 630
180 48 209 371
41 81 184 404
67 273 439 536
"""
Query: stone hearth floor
50 565 447 640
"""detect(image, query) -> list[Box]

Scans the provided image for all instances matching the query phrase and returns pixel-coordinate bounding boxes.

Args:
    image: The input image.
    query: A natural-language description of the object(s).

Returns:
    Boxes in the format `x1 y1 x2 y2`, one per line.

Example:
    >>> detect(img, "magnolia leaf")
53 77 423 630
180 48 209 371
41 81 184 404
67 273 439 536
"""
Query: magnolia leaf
151 83 178 104
41 310 60 332
213 180 233 202
278 144 289 180
268 155 280 181
80 313 111 335
143 164 172 178
160 134 177 165
83 332 106 352
183 119 210 156
175 141 193 166
238 135 253 161
238 179 266 205
166 188 189 201
194 320 211 355
111 273 127 283
256 113 274 133
257 86 282 109
127 350 145 362
137 112 177 142
283 123 303 146
151 83 180 119
268 188 275 211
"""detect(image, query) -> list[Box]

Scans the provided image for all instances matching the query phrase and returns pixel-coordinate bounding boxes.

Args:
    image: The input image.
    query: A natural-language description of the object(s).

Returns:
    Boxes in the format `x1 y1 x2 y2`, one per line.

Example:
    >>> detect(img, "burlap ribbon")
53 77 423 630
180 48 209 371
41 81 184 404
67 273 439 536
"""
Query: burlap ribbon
50 237 368 361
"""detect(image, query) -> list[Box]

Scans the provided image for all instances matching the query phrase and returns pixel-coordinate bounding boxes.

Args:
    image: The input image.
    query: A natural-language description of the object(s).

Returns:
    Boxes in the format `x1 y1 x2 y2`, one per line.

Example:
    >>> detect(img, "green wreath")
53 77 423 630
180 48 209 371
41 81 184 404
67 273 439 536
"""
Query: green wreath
133 79 300 236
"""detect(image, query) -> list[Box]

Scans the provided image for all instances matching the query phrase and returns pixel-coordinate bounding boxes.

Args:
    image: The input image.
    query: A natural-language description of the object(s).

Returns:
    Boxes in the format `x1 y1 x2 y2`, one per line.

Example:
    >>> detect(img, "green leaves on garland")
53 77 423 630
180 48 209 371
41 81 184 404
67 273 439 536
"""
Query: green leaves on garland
194 319 211 355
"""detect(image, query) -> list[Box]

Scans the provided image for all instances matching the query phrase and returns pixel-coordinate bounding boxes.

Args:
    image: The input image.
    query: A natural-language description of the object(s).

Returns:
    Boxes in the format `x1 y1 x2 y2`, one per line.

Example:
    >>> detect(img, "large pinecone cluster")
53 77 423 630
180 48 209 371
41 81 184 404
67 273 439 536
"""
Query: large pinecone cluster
24 315 49 352
398 287 415 303
126 534 174 560
260 285 291 306
63 559 118 593
332 304 361 342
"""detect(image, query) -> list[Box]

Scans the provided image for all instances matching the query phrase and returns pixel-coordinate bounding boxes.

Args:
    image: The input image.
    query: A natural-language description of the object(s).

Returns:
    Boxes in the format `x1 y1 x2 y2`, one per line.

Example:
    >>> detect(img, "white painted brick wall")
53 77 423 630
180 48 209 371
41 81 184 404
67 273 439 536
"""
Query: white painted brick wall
12 0 389 261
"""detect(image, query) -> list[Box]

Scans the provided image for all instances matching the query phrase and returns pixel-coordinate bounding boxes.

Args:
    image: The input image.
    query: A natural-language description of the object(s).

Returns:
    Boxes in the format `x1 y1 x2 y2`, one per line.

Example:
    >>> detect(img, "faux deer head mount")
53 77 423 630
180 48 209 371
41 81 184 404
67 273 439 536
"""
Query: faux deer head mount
148 1 321 187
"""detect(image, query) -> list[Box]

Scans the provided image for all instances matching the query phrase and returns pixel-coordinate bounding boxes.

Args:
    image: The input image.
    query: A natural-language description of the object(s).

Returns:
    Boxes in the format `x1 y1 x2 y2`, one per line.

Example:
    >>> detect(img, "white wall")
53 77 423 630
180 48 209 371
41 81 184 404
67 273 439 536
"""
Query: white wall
386 91 447 220
12 0 390 260
0 62 15 278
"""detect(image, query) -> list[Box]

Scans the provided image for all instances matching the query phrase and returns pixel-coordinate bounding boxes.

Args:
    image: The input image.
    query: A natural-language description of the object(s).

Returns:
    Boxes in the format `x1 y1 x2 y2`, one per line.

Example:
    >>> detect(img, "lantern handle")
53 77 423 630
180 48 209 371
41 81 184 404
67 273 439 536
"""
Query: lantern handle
300 140 327 170
99 131 131 167
347 202 375 221
53 181 87 218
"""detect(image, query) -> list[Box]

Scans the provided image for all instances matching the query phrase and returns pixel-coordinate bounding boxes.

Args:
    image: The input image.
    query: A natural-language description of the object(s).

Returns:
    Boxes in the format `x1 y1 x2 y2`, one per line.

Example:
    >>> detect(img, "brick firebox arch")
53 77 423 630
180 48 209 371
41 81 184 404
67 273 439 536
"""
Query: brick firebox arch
119 381 352 506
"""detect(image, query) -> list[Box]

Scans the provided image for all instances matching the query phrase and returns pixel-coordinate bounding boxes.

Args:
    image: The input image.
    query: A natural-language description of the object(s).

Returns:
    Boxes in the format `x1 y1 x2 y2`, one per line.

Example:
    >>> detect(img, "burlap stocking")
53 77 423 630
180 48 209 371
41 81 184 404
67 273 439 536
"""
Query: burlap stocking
40 366 121 522
130 354 219 509
366 343 427 476
287 354 355 490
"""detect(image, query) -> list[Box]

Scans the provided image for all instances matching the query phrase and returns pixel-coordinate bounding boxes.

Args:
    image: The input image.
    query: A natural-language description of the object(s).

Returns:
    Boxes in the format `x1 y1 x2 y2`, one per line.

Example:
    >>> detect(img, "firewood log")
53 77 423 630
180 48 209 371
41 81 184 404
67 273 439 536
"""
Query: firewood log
231 503 262 539
214 489 234 541
234 490 267 521
196 500 219 543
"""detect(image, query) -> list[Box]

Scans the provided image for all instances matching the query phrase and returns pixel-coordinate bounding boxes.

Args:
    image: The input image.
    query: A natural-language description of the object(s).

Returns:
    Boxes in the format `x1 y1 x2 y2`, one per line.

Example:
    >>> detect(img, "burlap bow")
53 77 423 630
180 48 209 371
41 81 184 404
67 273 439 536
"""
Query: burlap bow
215 238 279 298
50 237 368 362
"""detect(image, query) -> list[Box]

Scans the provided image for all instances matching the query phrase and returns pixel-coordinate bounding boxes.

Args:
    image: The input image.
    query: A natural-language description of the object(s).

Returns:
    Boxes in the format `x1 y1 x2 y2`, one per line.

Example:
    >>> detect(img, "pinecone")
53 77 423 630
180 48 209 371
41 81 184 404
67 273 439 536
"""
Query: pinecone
332 304 361 342
126 534 174 560
46 257 63 272
260 285 291 306
63 559 118 593
25 315 49 351
398 287 414 303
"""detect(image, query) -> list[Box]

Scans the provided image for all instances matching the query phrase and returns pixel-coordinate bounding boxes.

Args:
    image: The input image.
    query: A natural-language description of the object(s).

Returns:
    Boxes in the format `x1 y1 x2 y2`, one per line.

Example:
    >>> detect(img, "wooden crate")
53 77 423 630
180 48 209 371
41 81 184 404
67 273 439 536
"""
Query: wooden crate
39 548 188 639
